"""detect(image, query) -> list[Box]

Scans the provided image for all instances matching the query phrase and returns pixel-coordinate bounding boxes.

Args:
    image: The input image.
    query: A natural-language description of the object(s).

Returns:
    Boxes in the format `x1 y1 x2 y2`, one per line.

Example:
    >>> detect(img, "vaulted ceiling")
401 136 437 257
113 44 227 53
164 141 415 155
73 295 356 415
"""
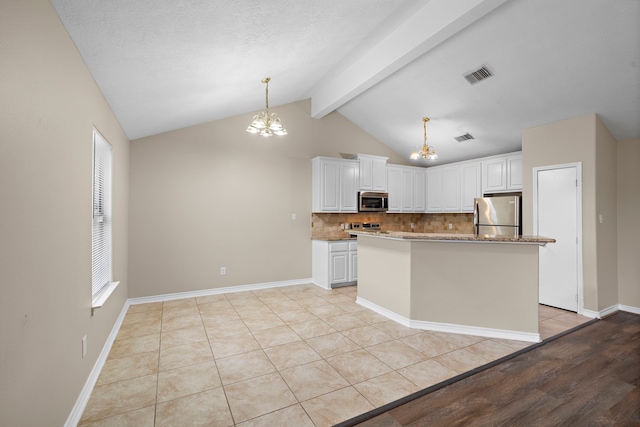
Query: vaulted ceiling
51 0 640 165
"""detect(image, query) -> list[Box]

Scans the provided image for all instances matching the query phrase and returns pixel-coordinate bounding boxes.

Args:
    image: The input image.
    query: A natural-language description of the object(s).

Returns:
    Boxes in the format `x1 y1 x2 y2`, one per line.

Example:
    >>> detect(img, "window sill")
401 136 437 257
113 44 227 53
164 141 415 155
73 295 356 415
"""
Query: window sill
92 281 120 314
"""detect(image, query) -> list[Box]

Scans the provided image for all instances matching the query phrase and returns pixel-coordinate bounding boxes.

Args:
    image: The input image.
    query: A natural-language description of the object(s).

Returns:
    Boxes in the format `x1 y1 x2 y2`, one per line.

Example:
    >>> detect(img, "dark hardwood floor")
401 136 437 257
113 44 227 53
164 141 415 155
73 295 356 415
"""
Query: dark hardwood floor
340 311 640 427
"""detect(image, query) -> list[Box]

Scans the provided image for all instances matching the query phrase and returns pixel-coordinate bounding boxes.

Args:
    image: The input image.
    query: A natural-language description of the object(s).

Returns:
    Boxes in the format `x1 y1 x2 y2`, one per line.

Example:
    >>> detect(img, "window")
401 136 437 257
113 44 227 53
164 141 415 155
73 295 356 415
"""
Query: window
92 129 113 302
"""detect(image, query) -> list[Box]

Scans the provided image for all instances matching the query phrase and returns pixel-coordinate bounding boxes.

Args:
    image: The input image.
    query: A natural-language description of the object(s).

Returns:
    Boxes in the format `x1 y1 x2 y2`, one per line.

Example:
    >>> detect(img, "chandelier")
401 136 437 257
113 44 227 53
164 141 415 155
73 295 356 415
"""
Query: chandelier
246 77 287 136
410 117 438 160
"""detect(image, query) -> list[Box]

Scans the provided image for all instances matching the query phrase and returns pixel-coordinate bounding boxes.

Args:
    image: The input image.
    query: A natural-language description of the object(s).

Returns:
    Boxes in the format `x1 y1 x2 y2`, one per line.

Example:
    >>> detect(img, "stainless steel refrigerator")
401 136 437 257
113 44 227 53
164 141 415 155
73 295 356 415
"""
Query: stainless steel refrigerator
474 195 522 236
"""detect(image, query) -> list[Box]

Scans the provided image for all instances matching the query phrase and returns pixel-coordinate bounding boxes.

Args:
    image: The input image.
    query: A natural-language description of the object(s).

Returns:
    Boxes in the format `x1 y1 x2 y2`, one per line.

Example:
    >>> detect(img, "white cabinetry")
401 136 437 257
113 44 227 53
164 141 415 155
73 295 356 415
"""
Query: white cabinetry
387 166 402 212
387 165 426 213
426 169 443 212
401 168 414 211
506 155 522 190
312 157 359 212
442 167 461 211
354 154 388 191
427 166 461 212
312 240 358 289
414 169 426 212
460 162 482 212
427 162 479 213
481 152 522 194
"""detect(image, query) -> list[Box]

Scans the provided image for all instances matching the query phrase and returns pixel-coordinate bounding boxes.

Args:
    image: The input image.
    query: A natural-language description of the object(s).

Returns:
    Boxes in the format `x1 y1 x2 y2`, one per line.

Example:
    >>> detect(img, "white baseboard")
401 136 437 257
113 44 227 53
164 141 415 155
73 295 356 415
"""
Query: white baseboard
356 297 411 327
128 278 313 305
356 297 540 343
581 303 640 319
64 300 131 427
619 304 640 315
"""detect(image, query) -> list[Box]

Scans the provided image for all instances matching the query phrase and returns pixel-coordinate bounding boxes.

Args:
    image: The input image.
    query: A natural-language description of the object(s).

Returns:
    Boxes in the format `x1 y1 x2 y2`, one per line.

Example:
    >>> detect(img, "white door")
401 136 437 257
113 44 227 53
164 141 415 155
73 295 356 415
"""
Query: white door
535 166 579 311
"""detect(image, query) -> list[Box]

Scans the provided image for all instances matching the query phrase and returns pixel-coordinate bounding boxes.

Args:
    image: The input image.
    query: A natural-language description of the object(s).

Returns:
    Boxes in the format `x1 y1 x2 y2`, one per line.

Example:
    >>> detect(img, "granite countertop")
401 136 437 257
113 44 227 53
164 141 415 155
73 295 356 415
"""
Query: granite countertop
311 236 357 241
348 230 555 245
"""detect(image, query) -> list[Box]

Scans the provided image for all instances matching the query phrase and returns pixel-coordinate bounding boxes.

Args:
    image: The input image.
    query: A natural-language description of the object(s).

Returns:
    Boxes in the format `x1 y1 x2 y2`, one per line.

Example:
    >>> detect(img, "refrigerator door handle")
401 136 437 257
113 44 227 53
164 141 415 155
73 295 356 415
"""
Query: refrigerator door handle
473 199 478 232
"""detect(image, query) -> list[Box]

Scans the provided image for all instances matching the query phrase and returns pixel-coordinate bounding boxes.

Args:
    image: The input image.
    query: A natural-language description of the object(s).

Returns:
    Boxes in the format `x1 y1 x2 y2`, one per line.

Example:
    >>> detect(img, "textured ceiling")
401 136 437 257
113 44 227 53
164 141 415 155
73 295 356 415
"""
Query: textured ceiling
51 0 640 165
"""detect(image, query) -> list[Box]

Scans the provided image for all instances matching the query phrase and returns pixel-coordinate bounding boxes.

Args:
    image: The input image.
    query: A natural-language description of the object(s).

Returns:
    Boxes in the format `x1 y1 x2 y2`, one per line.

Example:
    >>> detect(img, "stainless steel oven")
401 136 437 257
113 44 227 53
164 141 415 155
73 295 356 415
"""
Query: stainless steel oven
358 192 389 212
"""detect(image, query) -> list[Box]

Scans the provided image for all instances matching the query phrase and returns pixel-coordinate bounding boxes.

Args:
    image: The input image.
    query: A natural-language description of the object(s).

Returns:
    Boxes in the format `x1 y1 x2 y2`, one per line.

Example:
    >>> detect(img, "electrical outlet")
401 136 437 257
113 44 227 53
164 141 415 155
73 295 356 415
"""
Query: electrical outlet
449 223 453 229
220 267 226 275
410 223 414 229
82 335 87 359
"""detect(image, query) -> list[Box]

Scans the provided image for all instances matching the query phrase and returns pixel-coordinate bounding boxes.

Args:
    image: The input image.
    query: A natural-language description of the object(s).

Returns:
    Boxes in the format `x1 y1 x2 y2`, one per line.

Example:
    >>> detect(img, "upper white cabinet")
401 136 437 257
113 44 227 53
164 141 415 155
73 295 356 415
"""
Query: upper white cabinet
460 162 482 212
427 162 480 213
426 169 443 212
413 169 426 212
387 166 402 212
401 168 414 211
312 157 359 212
354 154 388 191
442 167 461 211
506 155 522 190
387 165 426 213
481 152 522 193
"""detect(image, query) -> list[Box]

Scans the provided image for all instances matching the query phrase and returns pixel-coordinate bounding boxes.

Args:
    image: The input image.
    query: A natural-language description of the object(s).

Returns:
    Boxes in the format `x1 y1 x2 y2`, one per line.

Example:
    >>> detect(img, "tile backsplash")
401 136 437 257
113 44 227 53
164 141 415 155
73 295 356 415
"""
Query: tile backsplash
311 212 474 240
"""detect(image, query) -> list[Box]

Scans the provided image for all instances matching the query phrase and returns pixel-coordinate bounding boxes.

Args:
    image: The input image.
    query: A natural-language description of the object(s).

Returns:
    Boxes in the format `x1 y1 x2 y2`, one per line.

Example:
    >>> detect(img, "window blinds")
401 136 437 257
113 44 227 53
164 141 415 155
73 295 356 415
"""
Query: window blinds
92 130 112 298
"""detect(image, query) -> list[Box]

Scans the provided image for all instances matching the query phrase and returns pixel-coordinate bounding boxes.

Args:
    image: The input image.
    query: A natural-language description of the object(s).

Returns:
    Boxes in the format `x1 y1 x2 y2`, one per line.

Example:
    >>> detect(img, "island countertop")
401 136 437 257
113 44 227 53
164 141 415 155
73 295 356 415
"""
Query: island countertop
348 230 555 245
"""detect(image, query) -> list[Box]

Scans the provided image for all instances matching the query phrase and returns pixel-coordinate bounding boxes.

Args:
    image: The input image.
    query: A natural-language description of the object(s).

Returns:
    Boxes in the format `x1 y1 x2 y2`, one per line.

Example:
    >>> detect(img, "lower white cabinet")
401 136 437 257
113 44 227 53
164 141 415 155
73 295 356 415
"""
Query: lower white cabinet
312 240 358 289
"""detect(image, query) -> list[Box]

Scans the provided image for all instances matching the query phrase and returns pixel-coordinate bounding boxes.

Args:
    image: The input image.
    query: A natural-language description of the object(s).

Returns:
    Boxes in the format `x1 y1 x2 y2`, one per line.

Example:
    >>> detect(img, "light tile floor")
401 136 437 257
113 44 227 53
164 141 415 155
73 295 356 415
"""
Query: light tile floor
79 284 591 427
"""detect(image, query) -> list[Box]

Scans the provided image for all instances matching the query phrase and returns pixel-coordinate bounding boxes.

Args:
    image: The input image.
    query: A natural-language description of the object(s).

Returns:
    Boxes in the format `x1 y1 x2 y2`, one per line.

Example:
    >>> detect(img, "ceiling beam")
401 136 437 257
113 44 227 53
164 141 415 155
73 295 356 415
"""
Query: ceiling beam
310 0 510 119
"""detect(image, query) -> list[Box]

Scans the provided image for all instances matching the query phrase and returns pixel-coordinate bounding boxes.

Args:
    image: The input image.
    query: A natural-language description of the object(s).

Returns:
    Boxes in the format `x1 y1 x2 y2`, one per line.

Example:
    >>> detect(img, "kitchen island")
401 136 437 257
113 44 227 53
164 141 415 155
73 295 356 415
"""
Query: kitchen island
349 231 555 342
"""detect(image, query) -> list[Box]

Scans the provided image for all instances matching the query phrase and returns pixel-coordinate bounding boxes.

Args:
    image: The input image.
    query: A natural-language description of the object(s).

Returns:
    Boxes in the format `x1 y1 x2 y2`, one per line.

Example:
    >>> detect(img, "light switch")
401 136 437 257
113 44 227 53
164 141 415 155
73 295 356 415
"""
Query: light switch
599 214 604 224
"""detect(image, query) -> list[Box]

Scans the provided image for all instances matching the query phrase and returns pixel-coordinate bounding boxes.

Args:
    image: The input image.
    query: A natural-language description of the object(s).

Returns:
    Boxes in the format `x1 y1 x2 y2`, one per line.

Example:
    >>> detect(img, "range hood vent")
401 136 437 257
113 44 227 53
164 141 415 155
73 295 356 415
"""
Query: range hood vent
464 65 493 84
454 133 474 142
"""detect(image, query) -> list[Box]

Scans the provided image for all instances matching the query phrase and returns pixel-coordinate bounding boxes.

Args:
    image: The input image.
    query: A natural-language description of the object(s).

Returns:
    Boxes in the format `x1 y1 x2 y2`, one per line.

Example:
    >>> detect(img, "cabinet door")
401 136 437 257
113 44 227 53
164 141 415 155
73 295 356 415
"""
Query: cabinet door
372 159 387 191
320 160 340 211
401 169 414 211
349 250 358 282
387 167 402 212
461 162 481 212
359 157 373 191
426 169 443 212
507 156 523 190
330 252 349 284
340 162 359 211
413 170 426 212
443 167 461 211
482 158 507 193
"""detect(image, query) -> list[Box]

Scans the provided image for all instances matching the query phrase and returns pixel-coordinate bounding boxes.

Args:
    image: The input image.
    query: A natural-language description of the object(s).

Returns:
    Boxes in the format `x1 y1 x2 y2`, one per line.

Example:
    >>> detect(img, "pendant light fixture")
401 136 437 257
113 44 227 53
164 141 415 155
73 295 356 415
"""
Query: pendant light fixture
410 117 438 160
246 77 287 136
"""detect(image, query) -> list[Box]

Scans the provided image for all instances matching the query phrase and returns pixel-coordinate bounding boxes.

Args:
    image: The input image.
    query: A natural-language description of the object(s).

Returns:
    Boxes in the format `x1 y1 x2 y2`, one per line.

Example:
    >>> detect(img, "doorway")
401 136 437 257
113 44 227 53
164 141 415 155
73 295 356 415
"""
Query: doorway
533 163 583 313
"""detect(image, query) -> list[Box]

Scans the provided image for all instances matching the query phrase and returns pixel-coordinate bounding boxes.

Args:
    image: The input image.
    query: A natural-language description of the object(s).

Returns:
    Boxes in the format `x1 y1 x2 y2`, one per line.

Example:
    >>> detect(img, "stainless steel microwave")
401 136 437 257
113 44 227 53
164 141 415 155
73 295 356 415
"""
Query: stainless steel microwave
358 192 389 212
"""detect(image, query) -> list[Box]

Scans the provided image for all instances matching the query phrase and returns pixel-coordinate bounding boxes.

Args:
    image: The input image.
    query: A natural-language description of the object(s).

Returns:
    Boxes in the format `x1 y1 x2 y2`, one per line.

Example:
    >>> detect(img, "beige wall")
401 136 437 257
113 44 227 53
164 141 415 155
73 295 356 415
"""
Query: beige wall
595 117 619 309
357 236 412 317
129 100 407 297
522 113 620 312
411 241 539 334
0 1 129 425
356 237 539 335
617 138 640 308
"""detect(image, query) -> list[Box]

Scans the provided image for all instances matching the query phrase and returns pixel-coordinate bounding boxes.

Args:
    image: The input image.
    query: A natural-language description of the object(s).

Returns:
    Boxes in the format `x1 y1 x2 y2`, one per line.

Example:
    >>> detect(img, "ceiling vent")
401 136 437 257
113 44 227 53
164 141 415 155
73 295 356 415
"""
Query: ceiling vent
463 65 493 85
454 133 475 142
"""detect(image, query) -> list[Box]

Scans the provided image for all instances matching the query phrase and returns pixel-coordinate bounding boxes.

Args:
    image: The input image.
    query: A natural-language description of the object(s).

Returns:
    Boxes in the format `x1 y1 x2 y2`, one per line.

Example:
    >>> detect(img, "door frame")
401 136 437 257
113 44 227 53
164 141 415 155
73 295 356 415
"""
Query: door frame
532 162 584 315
